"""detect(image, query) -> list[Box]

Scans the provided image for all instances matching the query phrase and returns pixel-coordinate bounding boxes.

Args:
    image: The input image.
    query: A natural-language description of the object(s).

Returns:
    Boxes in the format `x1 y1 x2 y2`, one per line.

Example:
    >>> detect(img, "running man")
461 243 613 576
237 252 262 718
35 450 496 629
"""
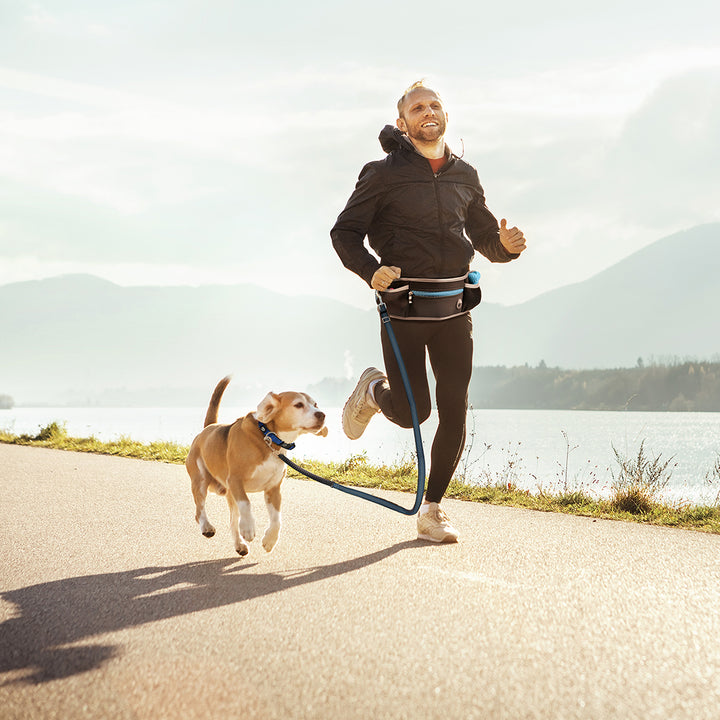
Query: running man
331 81 527 542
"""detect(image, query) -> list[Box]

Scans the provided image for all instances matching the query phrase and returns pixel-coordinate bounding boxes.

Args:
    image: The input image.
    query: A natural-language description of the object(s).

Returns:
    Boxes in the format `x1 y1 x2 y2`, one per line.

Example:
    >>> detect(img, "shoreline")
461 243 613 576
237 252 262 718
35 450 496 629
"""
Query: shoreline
2 423 718 535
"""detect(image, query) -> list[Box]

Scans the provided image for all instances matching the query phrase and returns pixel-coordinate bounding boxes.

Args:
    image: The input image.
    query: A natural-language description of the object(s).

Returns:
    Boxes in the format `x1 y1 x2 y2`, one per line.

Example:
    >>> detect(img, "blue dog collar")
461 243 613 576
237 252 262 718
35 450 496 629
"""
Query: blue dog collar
257 421 296 451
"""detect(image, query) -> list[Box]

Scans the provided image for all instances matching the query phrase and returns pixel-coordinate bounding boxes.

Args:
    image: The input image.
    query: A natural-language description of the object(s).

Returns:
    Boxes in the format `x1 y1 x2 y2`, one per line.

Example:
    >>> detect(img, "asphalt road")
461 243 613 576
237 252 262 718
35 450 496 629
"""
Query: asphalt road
1 443 719 720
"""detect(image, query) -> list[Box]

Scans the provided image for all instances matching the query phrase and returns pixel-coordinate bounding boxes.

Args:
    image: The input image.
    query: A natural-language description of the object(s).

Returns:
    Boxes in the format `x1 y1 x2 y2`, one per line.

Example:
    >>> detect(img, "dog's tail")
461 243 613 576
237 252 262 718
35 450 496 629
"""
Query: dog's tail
204 376 231 427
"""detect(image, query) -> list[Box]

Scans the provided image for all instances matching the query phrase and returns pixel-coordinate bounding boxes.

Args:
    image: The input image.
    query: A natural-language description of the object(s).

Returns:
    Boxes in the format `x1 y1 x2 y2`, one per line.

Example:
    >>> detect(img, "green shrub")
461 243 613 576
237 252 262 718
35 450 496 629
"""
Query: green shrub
611 487 656 515
38 422 68 441
557 490 591 508
610 440 676 515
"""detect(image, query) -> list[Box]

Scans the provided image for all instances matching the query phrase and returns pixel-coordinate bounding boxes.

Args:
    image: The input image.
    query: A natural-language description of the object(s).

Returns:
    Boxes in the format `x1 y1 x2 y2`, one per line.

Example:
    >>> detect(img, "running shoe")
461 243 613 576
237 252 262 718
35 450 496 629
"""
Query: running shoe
342 367 386 439
417 502 460 543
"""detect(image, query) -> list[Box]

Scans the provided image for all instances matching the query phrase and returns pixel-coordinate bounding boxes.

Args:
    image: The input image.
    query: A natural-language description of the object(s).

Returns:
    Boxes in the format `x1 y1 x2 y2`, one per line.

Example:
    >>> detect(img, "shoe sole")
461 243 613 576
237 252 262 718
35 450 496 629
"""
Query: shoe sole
417 532 459 543
342 368 384 439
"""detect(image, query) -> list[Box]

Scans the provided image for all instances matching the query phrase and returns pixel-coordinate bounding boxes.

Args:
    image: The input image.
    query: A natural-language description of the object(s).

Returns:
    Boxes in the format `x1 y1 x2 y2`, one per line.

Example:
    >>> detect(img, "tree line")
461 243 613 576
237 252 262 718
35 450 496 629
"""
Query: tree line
468 361 720 411
5 362 719 412
307 361 720 411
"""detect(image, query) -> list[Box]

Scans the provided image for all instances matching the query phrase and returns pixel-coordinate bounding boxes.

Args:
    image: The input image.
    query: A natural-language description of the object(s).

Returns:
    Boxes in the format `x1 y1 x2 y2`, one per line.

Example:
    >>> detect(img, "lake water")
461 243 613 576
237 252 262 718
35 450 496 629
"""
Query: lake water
2 407 719 505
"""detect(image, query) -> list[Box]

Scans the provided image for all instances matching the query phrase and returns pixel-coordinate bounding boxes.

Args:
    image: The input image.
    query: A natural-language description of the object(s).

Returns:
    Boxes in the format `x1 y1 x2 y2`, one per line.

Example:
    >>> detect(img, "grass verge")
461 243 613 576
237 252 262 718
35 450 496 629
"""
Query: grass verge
2 423 719 534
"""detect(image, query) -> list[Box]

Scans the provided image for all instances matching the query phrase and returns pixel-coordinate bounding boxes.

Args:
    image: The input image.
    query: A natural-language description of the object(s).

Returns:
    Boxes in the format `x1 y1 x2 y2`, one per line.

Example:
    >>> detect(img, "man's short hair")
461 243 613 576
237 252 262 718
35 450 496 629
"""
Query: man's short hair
397 80 442 118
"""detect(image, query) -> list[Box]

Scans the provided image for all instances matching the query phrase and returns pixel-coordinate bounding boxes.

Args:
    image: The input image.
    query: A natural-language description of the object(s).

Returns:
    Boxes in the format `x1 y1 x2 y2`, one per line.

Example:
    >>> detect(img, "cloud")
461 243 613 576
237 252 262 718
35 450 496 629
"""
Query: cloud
606 69 720 227
431 63 720 303
2 2 720 307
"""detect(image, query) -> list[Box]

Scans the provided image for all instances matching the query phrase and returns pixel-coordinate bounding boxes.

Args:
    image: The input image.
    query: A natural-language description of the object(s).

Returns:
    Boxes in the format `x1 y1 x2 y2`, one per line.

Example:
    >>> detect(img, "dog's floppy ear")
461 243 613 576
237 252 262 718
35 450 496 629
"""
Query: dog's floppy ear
256 392 281 423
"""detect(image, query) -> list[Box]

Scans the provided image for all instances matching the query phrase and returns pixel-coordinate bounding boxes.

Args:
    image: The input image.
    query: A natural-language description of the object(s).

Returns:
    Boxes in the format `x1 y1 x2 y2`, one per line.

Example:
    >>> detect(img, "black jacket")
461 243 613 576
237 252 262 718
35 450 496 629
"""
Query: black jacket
331 125 518 287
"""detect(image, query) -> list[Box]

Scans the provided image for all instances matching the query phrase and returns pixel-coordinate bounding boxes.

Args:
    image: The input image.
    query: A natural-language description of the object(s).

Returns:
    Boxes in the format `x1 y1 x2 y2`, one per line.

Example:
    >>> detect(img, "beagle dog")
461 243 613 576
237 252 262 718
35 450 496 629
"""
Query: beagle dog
185 376 327 556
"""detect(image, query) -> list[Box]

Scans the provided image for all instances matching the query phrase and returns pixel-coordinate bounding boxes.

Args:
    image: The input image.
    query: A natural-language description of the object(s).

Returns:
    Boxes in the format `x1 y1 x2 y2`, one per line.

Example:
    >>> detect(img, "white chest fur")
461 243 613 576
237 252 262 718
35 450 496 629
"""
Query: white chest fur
245 454 286 493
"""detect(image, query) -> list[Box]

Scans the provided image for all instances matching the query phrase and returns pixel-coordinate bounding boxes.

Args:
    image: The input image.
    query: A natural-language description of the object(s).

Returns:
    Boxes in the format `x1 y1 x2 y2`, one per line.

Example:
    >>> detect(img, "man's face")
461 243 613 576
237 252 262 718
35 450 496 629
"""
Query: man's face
396 88 447 143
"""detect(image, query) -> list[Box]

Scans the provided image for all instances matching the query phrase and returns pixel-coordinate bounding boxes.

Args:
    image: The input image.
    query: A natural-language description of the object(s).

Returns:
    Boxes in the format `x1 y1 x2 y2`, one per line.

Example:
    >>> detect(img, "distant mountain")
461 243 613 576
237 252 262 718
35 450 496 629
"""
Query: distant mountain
0 275 380 405
1 224 718 405
473 223 720 368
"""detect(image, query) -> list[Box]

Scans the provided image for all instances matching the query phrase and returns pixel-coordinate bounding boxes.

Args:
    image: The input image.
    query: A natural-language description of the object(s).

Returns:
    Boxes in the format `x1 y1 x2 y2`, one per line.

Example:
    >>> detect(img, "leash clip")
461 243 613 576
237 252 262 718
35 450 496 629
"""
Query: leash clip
258 421 296 452
375 291 392 324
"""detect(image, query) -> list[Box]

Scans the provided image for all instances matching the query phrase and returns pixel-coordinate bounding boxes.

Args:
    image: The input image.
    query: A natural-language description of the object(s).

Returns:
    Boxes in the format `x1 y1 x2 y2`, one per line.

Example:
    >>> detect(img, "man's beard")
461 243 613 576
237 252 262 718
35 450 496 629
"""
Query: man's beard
408 117 446 143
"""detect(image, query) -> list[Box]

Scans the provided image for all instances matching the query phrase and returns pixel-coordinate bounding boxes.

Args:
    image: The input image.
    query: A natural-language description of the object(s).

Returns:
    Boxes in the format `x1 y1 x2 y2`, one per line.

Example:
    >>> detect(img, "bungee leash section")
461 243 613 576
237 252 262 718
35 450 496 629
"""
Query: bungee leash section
278 292 426 516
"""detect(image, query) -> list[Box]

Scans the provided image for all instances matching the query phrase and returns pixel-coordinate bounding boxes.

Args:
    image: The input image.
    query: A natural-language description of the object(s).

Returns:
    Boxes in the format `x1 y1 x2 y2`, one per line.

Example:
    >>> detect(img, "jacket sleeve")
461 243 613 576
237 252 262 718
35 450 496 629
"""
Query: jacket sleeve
331 162 384 287
465 171 519 264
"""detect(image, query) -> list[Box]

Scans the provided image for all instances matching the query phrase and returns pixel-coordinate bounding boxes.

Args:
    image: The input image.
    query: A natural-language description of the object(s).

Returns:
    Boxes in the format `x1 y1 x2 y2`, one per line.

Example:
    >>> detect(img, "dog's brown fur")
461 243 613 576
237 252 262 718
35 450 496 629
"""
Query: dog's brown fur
185 376 327 556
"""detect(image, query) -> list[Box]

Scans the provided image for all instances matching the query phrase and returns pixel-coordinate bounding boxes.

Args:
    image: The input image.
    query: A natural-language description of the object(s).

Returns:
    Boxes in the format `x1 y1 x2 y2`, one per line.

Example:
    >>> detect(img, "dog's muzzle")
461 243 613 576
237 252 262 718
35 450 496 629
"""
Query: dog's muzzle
313 411 328 436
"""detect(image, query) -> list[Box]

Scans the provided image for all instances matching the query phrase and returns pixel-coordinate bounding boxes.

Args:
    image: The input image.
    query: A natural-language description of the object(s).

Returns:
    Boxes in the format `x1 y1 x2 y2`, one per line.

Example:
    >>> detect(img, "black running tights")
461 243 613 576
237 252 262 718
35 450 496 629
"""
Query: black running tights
374 313 473 504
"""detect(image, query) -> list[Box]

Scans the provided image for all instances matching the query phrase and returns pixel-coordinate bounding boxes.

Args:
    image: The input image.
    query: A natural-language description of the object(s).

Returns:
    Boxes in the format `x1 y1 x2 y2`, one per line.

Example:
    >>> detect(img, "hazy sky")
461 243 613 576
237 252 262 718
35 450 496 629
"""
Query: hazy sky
1 0 719 308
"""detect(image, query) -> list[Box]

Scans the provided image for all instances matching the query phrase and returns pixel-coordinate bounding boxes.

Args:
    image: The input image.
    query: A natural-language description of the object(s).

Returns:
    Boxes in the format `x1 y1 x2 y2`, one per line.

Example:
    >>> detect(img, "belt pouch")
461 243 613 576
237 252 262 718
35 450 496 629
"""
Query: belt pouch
379 284 411 318
461 275 482 312
381 275 478 320
407 278 465 319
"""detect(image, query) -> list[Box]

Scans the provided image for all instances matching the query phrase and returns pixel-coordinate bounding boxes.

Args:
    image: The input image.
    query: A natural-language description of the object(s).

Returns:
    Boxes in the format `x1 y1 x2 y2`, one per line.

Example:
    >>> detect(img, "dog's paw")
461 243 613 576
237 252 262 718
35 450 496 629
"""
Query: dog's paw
197 513 216 538
262 526 280 553
235 540 250 557
199 516 216 537
238 517 256 542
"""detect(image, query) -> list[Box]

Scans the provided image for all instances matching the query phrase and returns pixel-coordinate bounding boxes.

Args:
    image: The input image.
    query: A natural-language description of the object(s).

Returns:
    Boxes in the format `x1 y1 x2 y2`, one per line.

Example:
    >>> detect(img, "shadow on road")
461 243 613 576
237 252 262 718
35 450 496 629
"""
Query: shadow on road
1 539 422 685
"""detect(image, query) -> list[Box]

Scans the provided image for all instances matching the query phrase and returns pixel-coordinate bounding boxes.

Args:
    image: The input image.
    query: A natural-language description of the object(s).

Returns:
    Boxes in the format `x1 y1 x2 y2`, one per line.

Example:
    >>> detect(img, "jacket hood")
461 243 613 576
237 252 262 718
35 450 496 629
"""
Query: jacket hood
379 124 414 154
378 124 455 160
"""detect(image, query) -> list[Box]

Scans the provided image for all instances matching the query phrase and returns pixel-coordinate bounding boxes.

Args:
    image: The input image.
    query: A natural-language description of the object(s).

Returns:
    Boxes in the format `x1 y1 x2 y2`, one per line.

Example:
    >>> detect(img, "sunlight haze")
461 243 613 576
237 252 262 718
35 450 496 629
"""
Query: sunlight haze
1 0 719 309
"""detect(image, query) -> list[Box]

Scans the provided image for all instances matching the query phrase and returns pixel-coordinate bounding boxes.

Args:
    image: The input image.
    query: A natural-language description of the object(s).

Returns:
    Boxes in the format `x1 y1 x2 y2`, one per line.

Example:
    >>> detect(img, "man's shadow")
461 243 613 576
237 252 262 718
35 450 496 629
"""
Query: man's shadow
1 540 420 685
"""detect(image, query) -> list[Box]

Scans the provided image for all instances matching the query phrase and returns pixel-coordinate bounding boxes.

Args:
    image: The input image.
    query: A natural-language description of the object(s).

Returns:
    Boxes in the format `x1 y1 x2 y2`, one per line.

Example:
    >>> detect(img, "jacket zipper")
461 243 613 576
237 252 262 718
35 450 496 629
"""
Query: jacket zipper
432 174 442 224
431 172 443 261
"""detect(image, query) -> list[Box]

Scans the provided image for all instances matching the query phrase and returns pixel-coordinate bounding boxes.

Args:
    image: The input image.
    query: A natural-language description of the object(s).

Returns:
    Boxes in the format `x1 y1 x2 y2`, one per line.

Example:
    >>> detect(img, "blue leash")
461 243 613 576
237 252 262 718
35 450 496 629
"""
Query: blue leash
279 291 426 515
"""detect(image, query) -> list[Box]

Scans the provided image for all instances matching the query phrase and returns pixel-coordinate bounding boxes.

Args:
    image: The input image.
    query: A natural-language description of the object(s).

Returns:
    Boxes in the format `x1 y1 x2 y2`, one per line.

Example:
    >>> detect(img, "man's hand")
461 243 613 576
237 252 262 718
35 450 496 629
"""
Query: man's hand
499 218 527 254
371 265 402 291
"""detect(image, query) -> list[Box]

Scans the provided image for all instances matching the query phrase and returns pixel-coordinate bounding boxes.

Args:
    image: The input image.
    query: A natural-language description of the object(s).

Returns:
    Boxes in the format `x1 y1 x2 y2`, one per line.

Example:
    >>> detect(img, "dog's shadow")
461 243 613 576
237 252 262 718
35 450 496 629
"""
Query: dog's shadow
1 540 421 685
